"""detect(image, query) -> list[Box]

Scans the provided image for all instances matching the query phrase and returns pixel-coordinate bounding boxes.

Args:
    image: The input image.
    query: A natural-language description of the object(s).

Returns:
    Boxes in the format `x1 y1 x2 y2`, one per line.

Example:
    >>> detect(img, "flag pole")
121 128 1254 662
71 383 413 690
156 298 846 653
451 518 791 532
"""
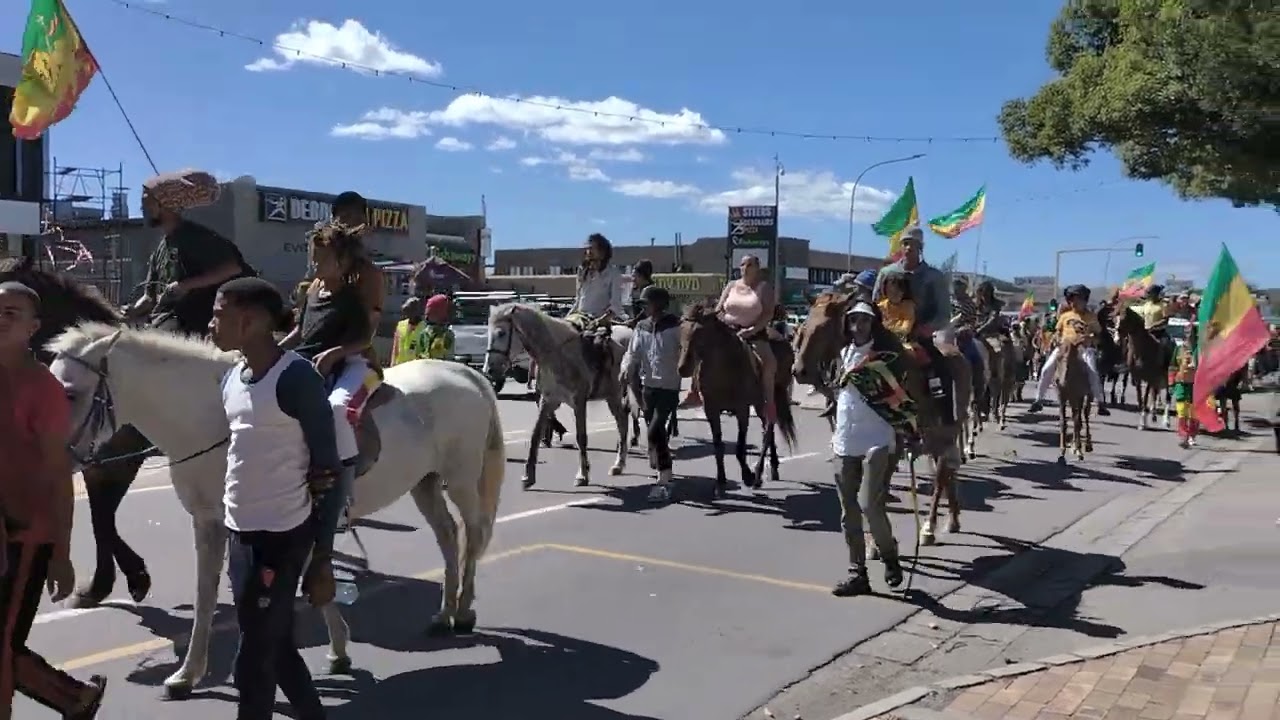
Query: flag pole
969 183 988 286
62 0 159 173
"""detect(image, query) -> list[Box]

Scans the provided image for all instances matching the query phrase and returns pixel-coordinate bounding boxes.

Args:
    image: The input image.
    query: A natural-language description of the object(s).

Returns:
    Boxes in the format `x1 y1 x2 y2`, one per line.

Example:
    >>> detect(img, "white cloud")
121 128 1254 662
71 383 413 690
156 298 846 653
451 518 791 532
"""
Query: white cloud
486 136 517 151
331 107 431 140
245 20 442 76
519 150 610 182
435 137 473 152
698 168 896 221
612 180 701 199
426 94 726 146
588 148 645 162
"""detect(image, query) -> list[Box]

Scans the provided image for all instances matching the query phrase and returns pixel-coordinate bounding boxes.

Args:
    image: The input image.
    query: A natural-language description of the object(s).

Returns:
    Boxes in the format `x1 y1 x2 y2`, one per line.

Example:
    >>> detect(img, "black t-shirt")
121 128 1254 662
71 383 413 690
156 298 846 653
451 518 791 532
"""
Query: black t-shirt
146 220 246 334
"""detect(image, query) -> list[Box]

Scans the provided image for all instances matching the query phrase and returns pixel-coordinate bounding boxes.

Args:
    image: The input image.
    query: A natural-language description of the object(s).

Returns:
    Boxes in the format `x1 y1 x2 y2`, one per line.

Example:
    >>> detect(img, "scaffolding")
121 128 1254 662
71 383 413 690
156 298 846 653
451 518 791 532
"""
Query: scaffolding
37 160 132 304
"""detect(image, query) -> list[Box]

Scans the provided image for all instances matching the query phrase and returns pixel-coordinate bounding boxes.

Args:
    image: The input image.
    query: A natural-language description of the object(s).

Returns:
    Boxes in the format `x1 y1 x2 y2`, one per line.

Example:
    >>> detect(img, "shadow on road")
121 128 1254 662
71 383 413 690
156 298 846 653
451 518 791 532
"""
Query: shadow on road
896 533 1204 639
988 457 1152 488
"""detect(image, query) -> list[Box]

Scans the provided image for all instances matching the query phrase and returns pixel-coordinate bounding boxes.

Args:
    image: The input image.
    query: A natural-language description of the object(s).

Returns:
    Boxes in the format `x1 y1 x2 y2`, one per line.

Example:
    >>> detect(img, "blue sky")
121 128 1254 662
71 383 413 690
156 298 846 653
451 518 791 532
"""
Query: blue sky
9 0 1276 286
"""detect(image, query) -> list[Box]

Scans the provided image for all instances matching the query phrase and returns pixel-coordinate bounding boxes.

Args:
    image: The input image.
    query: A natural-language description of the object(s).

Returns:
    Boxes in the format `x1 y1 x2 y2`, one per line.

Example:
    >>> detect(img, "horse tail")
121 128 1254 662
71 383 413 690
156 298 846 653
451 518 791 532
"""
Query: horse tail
776 391 798 450
474 374 506 559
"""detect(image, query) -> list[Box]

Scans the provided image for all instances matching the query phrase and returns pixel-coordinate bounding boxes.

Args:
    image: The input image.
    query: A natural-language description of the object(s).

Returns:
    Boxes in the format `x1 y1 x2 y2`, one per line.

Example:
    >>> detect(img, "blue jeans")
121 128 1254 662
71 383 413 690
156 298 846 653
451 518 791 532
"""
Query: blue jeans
312 463 355 559
959 336 983 373
228 520 323 720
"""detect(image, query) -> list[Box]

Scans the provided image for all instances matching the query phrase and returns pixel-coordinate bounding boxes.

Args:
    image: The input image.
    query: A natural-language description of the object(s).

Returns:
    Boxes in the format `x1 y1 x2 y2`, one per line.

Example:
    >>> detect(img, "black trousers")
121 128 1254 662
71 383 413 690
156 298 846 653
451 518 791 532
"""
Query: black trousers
0 541 94 717
642 387 680 471
228 520 323 720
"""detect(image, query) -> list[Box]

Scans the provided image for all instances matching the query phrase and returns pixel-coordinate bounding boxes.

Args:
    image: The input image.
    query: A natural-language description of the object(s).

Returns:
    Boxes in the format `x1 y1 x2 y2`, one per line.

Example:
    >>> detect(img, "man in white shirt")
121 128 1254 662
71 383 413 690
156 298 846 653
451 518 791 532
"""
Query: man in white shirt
830 302 904 597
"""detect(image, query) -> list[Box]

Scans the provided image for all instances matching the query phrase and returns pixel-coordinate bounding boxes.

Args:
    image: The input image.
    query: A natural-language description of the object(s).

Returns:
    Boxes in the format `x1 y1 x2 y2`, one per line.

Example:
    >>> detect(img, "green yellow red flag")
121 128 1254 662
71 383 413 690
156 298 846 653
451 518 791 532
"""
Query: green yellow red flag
1192 245 1270 432
872 177 919 261
9 0 98 140
1117 262 1156 299
927 186 986 239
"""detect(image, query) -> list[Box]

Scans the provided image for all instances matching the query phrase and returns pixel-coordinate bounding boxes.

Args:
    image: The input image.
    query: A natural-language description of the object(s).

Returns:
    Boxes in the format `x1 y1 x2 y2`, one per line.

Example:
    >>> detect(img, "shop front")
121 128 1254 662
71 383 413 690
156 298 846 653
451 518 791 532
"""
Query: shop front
650 272 726 314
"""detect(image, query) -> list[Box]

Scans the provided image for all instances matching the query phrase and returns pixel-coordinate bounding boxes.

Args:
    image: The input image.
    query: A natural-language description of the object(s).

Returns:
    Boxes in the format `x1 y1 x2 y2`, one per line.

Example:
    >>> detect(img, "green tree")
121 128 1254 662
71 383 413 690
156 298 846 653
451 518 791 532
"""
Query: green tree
999 0 1279 210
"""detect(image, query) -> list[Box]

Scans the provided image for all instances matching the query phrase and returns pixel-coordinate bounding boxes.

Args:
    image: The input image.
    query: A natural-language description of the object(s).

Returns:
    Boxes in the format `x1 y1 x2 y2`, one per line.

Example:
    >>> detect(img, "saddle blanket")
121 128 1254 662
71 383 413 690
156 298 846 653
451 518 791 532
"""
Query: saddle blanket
344 366 382 427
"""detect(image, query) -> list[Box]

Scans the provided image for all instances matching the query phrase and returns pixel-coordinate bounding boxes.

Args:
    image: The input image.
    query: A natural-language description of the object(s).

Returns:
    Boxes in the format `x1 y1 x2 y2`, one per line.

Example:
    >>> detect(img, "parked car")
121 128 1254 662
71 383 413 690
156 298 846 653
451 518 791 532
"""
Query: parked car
451 290 541 392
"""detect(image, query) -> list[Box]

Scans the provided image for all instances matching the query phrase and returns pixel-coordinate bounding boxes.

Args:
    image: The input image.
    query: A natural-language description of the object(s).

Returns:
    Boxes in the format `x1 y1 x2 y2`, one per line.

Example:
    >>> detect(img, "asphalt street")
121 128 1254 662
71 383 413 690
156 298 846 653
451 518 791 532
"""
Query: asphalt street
19 381 1273 719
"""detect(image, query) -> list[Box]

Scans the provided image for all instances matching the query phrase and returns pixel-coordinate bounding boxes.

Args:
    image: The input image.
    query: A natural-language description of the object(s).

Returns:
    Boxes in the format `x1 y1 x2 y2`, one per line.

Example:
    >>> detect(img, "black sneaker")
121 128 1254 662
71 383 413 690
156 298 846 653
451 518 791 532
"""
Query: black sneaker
883 555 905 589
68 675 107 719
832 569 871 597
1028 400 1045 413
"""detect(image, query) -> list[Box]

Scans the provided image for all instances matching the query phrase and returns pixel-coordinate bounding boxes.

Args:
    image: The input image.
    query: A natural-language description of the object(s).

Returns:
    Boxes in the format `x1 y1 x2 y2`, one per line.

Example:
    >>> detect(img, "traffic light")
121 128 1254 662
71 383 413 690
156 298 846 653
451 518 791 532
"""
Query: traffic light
1134 242 1144 257
1049 299 1059 313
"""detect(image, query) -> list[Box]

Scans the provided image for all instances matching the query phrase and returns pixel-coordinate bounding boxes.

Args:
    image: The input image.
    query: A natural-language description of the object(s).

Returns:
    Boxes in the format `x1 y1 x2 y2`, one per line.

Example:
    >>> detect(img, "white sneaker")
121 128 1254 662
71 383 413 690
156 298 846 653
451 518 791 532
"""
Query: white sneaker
648 484 671 503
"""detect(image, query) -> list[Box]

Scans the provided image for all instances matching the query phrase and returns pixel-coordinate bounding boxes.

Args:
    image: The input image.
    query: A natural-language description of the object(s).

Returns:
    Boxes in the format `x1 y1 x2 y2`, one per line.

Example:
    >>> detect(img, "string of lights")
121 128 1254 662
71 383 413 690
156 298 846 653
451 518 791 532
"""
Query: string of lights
108 0 1002 145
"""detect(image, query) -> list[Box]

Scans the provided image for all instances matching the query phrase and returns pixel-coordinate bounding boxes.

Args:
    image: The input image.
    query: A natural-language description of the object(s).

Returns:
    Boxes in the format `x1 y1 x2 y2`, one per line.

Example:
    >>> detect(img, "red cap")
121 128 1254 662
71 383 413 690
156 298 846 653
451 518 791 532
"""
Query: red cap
425 294 450 314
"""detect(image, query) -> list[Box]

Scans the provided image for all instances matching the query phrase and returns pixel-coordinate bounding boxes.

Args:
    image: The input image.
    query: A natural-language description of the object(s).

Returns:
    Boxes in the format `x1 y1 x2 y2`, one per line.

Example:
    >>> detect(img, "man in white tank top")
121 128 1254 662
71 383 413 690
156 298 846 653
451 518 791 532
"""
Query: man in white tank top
211 278 339 720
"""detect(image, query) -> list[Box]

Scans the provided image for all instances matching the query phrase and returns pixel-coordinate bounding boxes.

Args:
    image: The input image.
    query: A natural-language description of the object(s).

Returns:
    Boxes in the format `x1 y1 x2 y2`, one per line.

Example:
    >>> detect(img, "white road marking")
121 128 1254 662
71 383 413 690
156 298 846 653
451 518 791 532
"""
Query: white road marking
35 496 605 626
74 422 620 501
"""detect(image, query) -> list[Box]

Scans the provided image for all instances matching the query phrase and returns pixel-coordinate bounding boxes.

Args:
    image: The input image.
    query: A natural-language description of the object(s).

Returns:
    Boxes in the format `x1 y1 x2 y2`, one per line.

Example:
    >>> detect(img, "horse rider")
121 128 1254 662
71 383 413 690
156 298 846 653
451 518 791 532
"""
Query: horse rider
716 254 780 422
1029 285 1109 415
950 276 987 389
873 227 953 422
829 300 910 596
278 194 385 606
1134 284 1176 364
567 233 627 381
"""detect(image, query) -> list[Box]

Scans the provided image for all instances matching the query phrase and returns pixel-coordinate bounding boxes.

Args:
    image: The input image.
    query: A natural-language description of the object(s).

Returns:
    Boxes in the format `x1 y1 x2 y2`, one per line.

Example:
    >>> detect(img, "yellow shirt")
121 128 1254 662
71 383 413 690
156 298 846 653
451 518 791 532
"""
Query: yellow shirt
1133 300 1165 330
877 298 916 339
391 319 423 366
1057 308 1101 346
1170 345 1196 384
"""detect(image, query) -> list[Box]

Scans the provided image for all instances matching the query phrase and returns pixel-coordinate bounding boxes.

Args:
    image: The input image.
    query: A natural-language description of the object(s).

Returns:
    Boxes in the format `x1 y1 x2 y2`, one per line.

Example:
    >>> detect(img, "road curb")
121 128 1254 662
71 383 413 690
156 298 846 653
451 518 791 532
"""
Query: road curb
831 613 1280 720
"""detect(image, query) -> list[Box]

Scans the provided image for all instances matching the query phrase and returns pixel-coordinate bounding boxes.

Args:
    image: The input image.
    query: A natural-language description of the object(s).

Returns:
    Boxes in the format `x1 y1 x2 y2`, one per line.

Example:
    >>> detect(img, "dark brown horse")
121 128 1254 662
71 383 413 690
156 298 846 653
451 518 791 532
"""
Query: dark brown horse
677 303 797 498
793 292 971 546
1055 341 1094 464
0 257 152 607
1215 366 1248 434
1095 303 1131 406
1116 307 1174 430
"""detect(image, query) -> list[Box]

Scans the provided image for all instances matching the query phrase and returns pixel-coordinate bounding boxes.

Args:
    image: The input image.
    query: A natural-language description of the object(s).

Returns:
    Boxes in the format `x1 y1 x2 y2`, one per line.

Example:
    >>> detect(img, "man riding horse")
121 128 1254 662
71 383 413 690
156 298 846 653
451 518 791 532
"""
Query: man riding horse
566 233 627 391
1029 285 1110 415
872 227 954 423
1134 284 1176 368
950 276 987 388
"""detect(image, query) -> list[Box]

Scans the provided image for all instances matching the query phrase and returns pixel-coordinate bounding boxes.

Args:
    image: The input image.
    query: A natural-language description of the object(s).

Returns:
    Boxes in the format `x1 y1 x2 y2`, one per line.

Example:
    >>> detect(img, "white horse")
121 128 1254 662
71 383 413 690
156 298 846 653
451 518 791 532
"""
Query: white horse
485 303 632 489
48 323 506 699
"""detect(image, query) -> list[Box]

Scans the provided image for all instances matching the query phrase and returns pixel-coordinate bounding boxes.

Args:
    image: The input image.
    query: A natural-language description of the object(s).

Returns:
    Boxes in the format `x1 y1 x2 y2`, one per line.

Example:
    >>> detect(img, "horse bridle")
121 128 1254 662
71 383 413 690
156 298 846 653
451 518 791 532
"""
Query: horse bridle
57 331 229 469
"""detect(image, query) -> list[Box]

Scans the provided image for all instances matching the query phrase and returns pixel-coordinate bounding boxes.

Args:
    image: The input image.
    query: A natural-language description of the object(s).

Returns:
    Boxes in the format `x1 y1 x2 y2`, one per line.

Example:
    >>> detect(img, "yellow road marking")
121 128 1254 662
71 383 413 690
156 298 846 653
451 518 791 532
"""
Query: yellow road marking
542 543 831 594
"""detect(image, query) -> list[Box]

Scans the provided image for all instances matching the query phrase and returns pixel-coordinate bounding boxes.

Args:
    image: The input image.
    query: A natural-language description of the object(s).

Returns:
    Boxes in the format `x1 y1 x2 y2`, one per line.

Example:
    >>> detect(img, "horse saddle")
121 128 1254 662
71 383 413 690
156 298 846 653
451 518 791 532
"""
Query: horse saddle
353 383 398 478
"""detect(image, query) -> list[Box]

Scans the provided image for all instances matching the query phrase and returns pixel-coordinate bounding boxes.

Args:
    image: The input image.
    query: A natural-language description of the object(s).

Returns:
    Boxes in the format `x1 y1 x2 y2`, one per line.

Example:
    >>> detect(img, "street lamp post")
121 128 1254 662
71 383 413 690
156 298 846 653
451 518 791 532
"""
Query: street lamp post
1052 235 1160 300
846 153 926 271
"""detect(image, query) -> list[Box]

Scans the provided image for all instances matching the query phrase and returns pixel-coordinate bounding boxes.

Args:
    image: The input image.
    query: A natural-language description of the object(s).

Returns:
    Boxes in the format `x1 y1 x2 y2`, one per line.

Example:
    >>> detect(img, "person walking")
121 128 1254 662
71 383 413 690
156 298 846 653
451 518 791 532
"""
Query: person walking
210 277 341 720
829 301 909 596
0 281 108 719
626 286 683 503
390 297 425 366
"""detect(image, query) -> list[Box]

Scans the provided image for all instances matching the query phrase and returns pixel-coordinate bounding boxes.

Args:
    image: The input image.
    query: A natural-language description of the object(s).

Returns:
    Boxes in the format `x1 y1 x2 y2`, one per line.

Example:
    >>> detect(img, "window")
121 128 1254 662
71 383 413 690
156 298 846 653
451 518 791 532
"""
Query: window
548 265 561 276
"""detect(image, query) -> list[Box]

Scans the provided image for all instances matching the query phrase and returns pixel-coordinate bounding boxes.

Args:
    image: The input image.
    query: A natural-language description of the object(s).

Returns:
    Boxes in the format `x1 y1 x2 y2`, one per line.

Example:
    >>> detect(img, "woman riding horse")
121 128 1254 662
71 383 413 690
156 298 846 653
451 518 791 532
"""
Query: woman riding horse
716 254 780 422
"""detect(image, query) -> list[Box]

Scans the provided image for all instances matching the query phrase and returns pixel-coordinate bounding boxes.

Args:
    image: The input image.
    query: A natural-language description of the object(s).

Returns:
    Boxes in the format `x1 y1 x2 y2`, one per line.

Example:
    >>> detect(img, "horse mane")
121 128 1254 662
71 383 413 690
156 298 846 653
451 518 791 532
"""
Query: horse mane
683 300 713 321
47 321 232 364
0 257 123 324
490 301 565 355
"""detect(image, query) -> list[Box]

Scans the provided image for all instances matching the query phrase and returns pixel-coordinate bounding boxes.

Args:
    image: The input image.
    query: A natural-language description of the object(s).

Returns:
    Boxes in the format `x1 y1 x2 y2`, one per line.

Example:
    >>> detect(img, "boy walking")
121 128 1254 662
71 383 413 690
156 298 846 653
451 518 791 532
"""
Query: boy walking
413 294 456 361
626 286 682 503
210 277 341 720
0 281 107 719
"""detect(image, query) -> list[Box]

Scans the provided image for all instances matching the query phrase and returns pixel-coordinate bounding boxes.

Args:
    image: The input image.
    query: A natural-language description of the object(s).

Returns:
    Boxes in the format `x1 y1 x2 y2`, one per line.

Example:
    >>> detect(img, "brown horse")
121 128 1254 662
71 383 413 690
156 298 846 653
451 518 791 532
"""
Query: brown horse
1116 307 1174 430
0 257 153 608
678 303 797 498
793 292 972 546
1215 366 1247 434
1055 341 1094 464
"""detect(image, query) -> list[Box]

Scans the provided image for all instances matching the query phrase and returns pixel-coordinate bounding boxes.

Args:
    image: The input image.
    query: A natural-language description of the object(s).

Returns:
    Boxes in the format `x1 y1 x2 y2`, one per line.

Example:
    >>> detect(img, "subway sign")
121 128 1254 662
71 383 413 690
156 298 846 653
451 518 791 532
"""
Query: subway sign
258 190 410 232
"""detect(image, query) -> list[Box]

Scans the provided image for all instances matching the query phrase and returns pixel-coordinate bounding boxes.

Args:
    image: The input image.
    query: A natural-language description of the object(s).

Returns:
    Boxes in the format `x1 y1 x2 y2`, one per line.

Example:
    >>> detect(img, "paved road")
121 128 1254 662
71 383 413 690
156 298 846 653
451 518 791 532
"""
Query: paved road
19 382 1262 719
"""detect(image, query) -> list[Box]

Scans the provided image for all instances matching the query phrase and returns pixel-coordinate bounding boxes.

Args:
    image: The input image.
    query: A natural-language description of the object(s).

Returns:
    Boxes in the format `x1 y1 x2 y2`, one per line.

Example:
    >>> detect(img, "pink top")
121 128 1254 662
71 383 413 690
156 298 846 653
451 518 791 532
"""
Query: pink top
721 280 767 328
1 362 70 540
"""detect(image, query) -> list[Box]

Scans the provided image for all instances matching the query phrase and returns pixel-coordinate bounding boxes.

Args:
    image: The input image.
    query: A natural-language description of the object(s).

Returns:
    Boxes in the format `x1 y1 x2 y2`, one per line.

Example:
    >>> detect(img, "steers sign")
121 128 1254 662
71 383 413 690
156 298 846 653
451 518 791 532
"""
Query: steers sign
258 190 410 232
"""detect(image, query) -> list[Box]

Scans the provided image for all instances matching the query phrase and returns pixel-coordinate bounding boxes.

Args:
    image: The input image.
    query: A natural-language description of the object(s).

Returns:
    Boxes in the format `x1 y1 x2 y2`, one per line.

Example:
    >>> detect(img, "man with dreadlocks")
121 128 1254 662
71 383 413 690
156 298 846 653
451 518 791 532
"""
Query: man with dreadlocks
278 191 384 606
567 233 627 380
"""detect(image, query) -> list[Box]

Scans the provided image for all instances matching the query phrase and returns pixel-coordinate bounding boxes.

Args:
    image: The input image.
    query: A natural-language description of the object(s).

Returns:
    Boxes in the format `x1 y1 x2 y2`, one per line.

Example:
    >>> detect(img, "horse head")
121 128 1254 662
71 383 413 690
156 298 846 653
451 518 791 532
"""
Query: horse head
792 291 852 386
0 258 123 362
677 301 727 377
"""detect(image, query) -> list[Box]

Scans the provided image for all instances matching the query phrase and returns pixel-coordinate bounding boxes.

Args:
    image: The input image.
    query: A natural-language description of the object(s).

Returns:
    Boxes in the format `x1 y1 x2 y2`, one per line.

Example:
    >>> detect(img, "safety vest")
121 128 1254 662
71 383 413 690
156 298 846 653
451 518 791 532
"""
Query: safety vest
392 319 422 365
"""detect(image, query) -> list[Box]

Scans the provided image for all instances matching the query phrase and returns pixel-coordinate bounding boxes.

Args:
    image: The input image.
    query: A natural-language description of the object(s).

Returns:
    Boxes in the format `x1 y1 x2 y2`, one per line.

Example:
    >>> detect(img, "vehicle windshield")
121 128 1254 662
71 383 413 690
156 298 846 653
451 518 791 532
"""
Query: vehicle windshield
1167 322 1188 342
453 296 511 326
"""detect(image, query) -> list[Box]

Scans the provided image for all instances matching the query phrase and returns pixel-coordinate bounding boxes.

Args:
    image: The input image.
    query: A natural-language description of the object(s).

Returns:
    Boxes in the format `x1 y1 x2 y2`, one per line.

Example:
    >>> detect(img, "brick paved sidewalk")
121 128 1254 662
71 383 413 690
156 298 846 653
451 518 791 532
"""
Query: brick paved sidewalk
849 617 1280 720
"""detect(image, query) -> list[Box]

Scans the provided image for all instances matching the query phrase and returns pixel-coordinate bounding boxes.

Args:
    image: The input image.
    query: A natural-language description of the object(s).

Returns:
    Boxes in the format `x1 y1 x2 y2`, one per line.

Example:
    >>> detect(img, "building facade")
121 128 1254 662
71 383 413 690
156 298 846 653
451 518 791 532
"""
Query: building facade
492 235 889 307
1 52 47 257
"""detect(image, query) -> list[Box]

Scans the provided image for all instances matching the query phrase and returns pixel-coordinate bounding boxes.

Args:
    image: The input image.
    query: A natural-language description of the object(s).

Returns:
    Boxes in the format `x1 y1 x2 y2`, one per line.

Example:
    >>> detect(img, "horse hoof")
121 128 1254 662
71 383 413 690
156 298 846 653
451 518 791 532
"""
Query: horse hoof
426 619 454 637
126 570 152 603
1084 441 1094 453
920 532 937 546
521 476 535 490
1056 455 1067 466
66 590 105 610
453 613 477 635
162 679 193 701
713 482 728 499
608 464 623 476
946 519 961 534
327 655 354 675
866 545 881 561
575 476 590 487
